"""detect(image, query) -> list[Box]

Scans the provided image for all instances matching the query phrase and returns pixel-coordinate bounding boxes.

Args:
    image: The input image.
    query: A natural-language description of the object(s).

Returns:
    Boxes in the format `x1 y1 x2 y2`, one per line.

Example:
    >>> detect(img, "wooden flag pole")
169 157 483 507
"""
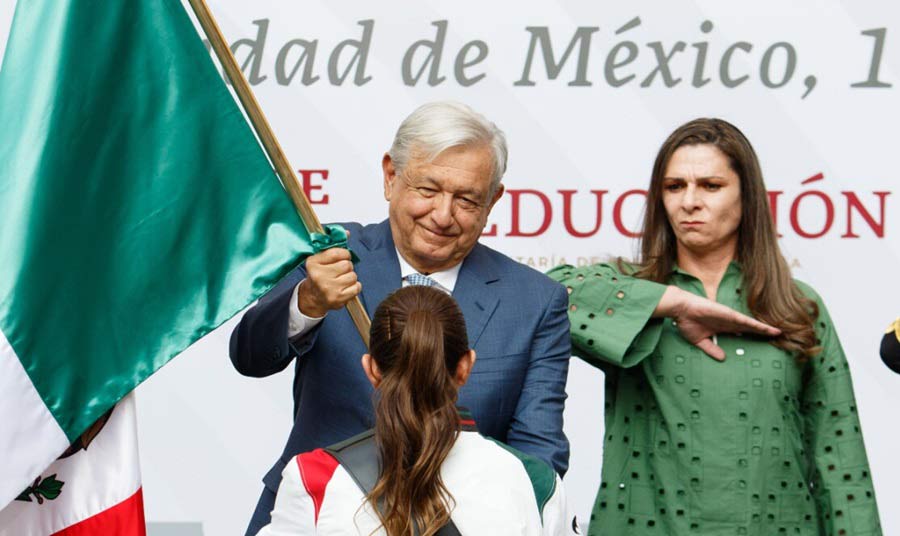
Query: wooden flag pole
186 0 371 347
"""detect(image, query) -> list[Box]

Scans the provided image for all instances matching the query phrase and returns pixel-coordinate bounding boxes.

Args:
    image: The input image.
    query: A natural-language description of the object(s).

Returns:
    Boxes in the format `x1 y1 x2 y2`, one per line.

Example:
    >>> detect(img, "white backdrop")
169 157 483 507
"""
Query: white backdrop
2 1 898 534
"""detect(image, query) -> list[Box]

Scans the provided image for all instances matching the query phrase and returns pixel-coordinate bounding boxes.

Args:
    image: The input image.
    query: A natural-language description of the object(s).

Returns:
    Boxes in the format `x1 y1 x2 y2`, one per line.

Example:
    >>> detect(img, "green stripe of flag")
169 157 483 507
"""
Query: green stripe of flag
0 0 314 446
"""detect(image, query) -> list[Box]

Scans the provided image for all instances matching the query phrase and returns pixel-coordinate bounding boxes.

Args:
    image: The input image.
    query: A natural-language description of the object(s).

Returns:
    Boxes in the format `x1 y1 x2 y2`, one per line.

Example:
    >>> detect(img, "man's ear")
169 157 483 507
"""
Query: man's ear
361 354 382 388
382 153 396 202
486 184 505 215
454 349 477 387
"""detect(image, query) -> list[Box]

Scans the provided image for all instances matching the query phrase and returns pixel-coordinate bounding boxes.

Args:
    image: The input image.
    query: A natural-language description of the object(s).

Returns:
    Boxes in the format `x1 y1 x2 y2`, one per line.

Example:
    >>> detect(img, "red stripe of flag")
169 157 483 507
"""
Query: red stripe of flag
53 488 146 536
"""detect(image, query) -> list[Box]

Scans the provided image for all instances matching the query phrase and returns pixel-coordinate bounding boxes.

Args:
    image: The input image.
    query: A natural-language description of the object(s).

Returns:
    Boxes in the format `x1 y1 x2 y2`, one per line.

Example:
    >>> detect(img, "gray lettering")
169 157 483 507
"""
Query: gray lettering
402 20 448 86
641 41 686 87
604 41 638 87
230 19 269 85
327 20 373 86
760 42 796 88
720 42 752 87
851 28 892 88
455 41 489 86
515 26 599 86
275 39 319 86
691 20 714 87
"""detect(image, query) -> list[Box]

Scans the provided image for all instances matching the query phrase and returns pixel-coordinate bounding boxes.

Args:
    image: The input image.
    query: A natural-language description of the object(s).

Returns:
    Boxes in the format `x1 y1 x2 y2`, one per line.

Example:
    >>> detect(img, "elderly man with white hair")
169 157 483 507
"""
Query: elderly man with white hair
230 101 573 535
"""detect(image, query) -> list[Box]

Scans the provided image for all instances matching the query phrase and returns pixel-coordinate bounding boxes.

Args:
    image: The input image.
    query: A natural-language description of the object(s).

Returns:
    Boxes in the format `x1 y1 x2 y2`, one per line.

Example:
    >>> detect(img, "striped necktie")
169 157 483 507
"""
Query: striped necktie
405 273 438 288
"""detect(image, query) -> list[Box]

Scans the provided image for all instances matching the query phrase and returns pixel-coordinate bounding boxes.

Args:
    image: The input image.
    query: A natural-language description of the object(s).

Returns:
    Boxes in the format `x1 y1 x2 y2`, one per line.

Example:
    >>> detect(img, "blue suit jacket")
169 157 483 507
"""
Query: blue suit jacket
230 220 571 510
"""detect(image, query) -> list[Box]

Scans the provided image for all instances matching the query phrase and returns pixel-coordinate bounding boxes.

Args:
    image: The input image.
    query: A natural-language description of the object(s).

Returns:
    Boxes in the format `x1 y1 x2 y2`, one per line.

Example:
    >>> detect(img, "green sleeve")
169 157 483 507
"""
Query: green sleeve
799 289 882 535
547 263 667 370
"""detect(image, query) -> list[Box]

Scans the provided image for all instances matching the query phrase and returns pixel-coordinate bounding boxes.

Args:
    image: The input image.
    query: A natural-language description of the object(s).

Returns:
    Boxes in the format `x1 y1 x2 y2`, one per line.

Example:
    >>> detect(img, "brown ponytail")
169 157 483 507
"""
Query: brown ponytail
367 286 470 536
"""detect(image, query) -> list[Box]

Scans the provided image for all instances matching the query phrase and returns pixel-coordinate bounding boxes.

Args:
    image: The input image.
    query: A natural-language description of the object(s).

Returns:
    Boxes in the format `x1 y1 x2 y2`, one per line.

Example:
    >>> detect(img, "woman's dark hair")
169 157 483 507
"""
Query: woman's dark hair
367 285 469 536
633 117 820 360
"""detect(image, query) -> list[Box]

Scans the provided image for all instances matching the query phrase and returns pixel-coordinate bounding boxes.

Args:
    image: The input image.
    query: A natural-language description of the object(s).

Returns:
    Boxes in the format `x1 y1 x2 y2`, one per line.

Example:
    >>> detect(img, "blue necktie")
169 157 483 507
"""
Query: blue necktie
405 273 438 287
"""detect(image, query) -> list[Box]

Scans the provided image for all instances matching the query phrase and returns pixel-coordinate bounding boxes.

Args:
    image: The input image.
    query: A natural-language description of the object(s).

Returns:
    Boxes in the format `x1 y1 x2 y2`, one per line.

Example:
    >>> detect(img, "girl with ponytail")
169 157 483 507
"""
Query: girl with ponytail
364 284 471 535
259 285 575 536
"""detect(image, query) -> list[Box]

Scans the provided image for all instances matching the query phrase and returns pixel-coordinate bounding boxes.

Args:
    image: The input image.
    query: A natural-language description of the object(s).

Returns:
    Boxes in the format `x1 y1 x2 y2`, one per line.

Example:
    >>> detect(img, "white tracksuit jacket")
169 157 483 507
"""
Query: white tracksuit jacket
258 426 577 535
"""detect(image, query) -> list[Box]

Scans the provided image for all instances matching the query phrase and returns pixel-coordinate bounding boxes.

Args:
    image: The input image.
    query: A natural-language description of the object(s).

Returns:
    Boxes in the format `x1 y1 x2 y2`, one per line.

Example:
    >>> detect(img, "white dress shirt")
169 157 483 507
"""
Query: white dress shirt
287 248 461 338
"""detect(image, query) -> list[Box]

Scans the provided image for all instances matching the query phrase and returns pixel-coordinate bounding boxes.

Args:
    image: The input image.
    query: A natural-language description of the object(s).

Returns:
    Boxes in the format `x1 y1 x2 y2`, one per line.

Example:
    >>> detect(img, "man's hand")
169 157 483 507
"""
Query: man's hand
297 248 361 318
654 286 781 361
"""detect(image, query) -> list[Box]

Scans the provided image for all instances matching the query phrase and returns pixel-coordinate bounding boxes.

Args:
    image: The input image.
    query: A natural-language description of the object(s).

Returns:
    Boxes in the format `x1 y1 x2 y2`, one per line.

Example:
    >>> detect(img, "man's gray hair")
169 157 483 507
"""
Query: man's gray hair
388 101 508 195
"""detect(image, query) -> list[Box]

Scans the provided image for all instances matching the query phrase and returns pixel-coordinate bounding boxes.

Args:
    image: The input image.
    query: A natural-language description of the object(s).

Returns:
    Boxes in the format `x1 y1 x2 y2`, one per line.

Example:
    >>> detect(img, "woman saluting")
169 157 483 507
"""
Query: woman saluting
550 118 880 535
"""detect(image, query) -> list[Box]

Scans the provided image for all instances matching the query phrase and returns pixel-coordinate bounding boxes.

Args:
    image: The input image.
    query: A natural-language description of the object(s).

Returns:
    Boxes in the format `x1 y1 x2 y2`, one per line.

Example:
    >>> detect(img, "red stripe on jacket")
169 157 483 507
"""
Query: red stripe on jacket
296 449 340 524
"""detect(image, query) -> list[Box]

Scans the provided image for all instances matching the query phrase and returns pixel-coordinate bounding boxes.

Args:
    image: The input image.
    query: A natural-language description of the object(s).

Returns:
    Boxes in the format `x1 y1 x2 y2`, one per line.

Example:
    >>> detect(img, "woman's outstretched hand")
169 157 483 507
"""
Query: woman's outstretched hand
654 286 782 361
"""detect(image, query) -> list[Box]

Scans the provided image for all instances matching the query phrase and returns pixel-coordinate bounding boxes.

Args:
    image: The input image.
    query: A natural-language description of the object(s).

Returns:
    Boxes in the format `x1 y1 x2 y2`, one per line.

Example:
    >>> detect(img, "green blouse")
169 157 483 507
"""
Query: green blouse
549 262 881 536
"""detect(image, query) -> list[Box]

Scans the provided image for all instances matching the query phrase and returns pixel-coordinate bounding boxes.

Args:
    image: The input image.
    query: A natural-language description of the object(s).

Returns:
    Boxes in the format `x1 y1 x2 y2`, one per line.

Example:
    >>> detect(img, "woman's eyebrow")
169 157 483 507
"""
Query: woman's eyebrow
662 176 728 181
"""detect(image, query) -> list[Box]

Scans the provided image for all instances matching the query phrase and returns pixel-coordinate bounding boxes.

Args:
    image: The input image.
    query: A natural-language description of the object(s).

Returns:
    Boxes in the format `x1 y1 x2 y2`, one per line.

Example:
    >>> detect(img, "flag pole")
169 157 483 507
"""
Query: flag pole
185 0 371 347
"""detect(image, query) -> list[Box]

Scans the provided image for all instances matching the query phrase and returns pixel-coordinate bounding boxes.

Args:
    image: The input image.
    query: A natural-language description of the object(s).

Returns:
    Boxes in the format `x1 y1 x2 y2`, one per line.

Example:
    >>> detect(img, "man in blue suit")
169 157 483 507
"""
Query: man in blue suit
231 101 571 535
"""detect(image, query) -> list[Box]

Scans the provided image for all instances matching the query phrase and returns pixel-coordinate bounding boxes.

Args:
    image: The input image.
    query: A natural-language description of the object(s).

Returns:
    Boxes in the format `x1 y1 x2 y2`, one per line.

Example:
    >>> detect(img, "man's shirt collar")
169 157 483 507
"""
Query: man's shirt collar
395 247 461 293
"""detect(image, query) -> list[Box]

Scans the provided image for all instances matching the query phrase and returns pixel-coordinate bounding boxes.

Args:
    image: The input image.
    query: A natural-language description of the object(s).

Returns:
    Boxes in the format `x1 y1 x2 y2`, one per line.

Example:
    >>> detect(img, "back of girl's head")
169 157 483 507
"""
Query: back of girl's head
369 285 469 395
367 286 469 536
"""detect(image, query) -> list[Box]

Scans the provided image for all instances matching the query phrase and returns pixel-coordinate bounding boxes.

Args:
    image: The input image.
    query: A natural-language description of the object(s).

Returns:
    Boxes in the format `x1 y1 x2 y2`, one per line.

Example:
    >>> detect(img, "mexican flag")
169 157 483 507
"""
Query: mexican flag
0 0 323 530
0 395 144 534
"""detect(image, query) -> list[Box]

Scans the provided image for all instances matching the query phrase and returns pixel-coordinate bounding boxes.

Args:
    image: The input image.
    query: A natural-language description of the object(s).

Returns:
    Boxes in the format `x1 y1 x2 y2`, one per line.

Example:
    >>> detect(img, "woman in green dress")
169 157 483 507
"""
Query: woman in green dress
550 118 881 535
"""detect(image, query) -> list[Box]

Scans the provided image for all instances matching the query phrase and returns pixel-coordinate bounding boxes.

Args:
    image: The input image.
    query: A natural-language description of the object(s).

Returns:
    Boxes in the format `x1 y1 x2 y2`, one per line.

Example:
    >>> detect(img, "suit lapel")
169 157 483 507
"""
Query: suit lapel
452 244 500 349
357 224 500 347
357 220 402 318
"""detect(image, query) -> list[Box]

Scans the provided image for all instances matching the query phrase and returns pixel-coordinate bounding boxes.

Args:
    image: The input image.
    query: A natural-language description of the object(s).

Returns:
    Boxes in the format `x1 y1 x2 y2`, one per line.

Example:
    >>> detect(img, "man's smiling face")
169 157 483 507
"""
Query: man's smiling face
383 143 503 274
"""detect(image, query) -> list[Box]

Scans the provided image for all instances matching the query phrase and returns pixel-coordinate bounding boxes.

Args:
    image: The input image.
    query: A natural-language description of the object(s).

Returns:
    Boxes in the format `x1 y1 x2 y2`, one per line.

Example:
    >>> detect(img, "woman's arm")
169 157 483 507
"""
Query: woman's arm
548 263 668 369
655 285 780 360
548 263 780 369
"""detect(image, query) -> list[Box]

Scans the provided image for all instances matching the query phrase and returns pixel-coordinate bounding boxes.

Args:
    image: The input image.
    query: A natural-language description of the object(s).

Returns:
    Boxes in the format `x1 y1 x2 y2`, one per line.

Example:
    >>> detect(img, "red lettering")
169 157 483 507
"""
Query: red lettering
613 189 646 238
298 169 329 204
506 189 552 237
767 190 784 238
789 190 834 238
841 191 891 238
481 223 498 237
559 189 608 238
800 172 825 185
